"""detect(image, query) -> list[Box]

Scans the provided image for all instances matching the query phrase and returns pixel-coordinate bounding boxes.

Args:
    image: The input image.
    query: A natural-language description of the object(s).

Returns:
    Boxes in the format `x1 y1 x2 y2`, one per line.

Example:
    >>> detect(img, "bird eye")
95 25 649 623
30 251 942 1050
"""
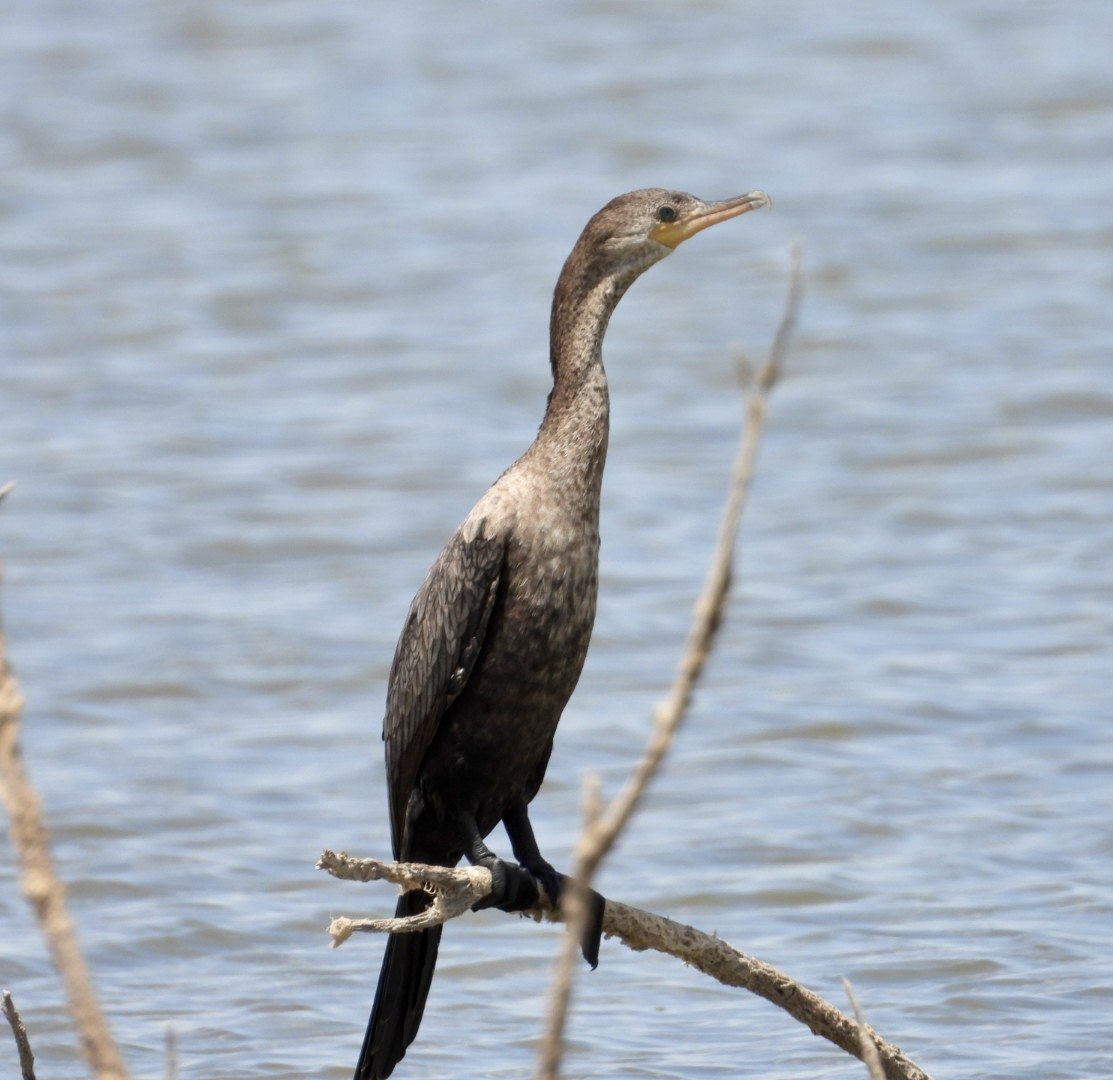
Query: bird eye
657 205 677 222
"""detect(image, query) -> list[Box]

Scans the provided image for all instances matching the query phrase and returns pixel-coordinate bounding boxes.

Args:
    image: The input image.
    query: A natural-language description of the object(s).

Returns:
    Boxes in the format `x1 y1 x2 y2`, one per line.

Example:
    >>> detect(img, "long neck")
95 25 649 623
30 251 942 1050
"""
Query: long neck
529 253 641 499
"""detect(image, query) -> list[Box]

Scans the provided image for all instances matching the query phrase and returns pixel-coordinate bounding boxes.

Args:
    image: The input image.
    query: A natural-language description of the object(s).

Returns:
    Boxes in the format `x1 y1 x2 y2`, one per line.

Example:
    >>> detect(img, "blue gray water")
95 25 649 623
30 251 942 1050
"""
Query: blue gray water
3 2 1112 1077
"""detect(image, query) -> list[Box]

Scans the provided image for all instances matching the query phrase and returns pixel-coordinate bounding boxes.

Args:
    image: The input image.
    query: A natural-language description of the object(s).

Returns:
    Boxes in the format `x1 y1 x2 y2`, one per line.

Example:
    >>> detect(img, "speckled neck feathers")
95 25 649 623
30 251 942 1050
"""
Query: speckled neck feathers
528 239 663 502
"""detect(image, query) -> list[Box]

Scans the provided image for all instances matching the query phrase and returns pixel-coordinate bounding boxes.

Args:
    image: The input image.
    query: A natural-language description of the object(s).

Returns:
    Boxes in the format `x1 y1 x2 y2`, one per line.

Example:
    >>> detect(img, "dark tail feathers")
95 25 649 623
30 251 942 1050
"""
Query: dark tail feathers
353 890 442 1079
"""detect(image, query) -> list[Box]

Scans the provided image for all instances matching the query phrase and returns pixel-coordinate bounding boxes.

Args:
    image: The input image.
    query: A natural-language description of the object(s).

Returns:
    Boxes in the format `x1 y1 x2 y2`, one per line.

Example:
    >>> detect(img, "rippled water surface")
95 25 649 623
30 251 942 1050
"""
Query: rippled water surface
3 2 1112 1077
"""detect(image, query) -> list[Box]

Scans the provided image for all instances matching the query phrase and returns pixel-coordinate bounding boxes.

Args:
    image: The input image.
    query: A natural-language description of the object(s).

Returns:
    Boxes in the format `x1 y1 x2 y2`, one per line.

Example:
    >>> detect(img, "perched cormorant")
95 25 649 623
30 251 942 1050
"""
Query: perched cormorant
355 187 770 1079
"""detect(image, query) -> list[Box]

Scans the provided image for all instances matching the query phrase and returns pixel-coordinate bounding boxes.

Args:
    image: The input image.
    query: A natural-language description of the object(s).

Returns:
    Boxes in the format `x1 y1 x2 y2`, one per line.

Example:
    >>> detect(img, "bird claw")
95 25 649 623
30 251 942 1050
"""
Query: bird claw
471 858 540 913
530 868 606 971
471 861 605 970
580 887 606 970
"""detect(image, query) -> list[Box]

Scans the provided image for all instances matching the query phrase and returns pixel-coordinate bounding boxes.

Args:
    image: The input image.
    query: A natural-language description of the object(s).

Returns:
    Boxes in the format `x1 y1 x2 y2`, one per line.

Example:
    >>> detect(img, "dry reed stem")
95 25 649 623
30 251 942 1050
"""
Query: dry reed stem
1 543 131 1080
2 990 37 1080
164 1027 177 1080
536 243 804 1079
844 978 887 1080
319 850 931 1080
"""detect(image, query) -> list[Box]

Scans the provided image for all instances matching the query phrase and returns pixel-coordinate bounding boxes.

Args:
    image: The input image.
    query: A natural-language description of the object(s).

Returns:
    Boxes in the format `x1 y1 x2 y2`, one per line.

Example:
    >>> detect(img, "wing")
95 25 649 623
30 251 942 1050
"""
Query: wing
382 527 505 856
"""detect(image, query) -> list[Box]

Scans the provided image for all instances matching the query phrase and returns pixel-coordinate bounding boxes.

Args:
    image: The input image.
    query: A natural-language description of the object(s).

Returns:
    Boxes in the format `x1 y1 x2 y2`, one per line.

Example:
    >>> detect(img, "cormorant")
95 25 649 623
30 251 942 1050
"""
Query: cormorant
355 187 770 1079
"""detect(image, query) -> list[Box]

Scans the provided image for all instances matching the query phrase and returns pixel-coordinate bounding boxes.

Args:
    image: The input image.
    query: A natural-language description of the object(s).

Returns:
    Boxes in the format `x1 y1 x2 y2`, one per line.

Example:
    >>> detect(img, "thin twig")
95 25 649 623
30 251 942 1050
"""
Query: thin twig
844 978 887 1080
2 990 37 1080
536 244 805 1079
0 573 131 1080
164 1027 177 1080
319 852 931 1080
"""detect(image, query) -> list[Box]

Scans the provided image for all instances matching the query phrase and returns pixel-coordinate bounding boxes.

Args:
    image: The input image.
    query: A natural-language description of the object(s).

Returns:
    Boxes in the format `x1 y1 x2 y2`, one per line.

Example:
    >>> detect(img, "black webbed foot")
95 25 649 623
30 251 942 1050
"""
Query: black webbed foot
460 806 605 968
471 858 540 912
529 867 606 971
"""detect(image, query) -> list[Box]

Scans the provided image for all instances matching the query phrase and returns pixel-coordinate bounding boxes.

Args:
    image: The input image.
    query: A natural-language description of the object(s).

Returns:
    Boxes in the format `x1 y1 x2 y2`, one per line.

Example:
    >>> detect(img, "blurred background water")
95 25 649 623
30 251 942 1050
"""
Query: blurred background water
2 1 1112 1077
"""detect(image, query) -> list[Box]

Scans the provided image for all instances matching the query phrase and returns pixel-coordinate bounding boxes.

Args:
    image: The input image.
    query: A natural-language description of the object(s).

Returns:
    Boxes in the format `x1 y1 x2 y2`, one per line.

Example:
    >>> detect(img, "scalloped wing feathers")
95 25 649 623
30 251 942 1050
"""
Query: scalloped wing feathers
382 530 506 856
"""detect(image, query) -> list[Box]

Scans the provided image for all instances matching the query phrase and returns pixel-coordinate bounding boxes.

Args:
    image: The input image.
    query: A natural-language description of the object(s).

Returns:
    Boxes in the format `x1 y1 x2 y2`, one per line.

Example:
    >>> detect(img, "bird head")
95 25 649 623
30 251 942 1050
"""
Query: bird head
571 188 770 287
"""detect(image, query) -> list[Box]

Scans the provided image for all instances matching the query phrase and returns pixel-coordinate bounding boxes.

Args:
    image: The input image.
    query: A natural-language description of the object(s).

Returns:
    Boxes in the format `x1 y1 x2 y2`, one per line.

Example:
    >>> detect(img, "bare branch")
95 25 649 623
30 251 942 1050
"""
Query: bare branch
537 246 806 1078
317 851 497 945
2 990 37 1080
0 584 130 1080
320 853 931 1080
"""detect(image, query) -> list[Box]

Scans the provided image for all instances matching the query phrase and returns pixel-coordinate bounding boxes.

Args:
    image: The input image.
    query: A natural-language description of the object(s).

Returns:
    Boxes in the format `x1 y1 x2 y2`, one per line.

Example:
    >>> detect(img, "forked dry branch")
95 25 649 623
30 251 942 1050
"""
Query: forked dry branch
318 848 931 1080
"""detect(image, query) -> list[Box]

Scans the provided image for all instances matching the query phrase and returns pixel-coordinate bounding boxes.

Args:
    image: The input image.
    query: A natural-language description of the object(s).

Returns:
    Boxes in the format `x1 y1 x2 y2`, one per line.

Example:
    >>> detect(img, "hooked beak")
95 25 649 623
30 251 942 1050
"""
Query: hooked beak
650 190 771 249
